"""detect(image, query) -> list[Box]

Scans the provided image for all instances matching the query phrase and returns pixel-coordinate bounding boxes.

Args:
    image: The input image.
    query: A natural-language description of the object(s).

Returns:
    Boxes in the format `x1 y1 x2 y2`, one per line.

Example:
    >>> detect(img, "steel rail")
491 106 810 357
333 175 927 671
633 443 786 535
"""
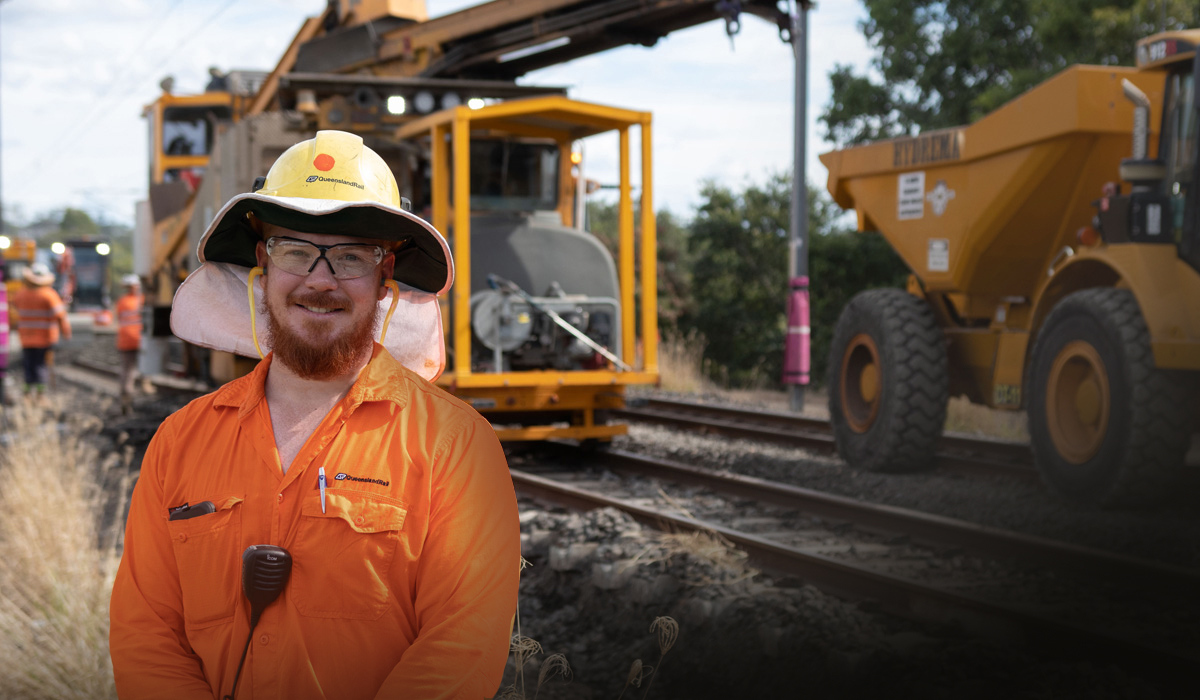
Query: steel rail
67 357 209 395
510 467 1199 683
614 396 1036 479
590 448 1200 596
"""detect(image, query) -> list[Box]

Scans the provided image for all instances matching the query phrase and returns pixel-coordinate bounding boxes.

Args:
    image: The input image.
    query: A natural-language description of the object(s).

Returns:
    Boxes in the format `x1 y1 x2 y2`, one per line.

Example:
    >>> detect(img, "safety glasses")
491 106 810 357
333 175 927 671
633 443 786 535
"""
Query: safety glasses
264 236 386 280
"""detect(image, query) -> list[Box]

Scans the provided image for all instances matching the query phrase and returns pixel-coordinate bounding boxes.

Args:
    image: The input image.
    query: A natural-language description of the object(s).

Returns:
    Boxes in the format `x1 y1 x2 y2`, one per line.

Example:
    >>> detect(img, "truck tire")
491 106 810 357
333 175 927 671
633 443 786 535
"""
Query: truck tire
827 289 949 472
1027 288 1190 507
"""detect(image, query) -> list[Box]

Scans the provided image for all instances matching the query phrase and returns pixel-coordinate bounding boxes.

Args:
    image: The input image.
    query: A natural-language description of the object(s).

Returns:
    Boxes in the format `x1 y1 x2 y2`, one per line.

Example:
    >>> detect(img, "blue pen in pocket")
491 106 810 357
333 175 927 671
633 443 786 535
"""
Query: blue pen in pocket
318 466 327 514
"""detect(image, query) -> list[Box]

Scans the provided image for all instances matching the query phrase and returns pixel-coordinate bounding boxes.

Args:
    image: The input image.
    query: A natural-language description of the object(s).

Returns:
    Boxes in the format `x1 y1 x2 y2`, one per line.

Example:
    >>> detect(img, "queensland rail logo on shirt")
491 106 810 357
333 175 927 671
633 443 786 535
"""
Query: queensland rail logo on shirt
335 472 390 487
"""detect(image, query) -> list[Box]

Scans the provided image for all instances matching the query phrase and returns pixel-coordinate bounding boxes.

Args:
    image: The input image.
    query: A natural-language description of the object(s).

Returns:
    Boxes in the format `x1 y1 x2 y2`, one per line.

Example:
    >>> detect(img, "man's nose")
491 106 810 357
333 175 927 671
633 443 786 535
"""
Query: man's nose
303 254 339 288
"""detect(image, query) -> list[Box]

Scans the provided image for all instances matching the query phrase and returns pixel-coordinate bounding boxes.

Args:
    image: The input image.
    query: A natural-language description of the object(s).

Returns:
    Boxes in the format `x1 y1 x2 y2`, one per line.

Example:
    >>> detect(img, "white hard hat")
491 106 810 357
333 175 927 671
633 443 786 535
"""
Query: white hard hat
23 262 55 286
122 274 141 287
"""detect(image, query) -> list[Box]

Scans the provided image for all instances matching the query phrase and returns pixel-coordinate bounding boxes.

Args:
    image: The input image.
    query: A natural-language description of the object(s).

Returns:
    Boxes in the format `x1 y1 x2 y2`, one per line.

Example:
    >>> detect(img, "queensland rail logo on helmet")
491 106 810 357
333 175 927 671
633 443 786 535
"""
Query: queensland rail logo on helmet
168 130 454 381
261 131 384 199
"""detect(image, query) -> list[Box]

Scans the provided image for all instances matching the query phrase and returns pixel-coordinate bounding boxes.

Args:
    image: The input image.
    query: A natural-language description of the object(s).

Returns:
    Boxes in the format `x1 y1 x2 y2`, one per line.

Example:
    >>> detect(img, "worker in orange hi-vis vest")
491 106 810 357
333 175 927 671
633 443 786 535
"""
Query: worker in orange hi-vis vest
116 274 144 414
0 267 9 405
11 262 71 395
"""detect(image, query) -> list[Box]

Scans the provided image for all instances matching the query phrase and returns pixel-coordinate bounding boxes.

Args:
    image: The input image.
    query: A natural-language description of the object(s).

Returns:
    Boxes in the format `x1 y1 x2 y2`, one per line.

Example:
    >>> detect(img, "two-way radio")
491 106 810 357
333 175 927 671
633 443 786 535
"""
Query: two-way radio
224 545 293 700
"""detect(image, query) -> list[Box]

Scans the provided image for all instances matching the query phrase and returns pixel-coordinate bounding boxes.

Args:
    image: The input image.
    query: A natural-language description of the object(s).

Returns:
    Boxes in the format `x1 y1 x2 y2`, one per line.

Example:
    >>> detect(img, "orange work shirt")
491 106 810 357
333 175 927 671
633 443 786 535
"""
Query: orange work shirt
11 285 70 348
109 344 521 700
116 292 143 351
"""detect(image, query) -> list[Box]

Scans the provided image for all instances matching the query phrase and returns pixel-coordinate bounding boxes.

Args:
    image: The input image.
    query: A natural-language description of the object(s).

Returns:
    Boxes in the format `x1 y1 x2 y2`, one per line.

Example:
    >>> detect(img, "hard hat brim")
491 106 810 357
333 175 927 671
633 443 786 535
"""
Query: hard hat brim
198 192 453 294
22 269 55 286
171 261 446 381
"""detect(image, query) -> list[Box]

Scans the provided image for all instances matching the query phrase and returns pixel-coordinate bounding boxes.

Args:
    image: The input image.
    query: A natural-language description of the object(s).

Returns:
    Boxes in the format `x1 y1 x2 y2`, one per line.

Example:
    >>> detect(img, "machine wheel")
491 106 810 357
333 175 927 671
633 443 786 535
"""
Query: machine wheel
827 289 948 472
1027 288 1190 507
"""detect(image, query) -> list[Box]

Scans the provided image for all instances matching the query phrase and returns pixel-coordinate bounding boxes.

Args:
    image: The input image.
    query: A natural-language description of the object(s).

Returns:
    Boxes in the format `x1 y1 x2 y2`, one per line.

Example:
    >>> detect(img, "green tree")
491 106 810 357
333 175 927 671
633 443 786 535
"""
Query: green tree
682 175 790 387
681 173 909 388
809 231 910 385
822 0 1200 146
59 208 101 238
585 200 692 332
103 223 135 291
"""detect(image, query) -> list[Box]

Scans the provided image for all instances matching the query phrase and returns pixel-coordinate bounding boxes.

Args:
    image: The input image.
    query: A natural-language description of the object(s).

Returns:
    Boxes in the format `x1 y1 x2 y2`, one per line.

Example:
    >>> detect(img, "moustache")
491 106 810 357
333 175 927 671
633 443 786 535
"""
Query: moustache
287 291 351 309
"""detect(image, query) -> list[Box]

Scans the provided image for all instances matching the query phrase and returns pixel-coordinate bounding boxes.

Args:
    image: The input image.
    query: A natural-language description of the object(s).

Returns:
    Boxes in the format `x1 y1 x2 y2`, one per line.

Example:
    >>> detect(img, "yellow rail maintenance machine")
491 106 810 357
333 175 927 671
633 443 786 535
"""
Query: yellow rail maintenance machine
397 96 658 442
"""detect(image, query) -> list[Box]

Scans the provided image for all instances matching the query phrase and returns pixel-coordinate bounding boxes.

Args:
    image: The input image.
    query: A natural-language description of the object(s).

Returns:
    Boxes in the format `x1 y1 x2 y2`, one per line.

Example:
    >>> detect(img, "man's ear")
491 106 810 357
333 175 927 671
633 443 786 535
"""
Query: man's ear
254 241 268 271
377 254 396 301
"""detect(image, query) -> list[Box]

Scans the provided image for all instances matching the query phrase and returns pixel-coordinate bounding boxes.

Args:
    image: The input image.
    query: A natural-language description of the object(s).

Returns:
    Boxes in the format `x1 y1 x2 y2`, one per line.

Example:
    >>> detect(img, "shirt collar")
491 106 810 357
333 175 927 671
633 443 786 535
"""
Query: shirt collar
213 343 411 421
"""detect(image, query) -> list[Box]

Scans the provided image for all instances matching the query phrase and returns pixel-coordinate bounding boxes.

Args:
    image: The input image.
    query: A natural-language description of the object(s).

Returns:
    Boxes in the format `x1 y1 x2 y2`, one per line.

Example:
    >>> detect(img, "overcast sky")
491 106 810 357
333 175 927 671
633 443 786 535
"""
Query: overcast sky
0 0 870 228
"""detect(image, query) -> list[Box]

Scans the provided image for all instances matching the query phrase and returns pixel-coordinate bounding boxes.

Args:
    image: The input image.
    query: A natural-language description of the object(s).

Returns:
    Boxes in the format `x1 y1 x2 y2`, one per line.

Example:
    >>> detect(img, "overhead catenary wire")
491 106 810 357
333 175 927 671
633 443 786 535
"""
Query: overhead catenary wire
16 0 189 177
22 0 244 180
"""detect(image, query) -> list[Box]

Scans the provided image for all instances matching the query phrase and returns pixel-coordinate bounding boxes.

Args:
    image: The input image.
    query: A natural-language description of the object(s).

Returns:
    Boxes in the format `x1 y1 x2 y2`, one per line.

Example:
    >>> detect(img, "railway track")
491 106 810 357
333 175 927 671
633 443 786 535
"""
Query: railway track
55 358 1200 686
58 356 209 397
615 396 1036 479
512 445 1200 685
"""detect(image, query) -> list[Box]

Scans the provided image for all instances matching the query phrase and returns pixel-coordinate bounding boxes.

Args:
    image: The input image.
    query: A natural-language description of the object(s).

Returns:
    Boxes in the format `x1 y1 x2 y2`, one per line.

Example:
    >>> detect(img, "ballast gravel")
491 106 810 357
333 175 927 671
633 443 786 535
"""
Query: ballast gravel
617 392 1200 570
40 335 1198 699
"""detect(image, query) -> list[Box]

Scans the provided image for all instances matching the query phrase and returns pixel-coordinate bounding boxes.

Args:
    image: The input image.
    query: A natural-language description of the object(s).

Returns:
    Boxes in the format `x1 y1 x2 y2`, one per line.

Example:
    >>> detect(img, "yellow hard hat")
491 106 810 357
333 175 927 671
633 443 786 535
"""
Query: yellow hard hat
256 129 401 205
197 130 451 294
174 130 451 380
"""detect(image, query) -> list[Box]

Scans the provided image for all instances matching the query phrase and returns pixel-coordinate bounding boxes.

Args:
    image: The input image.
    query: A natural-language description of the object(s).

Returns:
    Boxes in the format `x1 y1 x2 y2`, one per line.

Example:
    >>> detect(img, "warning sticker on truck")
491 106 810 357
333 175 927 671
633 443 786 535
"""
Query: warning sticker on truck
898 172 925 220
1147 202 1162 236
927 238 949 272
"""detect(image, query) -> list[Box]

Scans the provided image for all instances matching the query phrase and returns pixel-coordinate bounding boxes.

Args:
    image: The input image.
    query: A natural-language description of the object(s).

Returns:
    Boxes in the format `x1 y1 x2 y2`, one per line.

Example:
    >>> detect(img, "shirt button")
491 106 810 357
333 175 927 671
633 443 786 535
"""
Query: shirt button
354 515 365 525
177 533 187 543
259 634 270 645
277 493 284 503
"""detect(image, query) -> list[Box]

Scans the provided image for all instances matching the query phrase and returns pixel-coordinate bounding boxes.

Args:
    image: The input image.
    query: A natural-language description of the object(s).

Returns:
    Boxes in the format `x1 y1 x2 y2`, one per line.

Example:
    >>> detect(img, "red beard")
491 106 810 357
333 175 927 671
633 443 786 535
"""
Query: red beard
263 290 377 380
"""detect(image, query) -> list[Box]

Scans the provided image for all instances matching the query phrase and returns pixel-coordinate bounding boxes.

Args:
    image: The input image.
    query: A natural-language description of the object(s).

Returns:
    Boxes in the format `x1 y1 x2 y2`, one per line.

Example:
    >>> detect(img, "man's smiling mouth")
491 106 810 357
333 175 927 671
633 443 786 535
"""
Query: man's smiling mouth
298 305 341 314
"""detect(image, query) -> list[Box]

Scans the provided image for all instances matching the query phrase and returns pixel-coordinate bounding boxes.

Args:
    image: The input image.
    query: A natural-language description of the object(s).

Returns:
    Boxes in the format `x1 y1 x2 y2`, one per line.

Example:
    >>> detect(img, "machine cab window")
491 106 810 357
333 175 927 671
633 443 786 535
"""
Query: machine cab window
469 140 559 212
161 105 230 157
1162 68 1198 242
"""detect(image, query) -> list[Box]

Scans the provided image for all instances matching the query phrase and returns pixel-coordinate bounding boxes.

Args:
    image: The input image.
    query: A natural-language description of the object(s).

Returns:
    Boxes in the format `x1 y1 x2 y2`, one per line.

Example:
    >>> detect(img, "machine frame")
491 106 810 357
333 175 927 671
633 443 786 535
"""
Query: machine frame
397 96 659 441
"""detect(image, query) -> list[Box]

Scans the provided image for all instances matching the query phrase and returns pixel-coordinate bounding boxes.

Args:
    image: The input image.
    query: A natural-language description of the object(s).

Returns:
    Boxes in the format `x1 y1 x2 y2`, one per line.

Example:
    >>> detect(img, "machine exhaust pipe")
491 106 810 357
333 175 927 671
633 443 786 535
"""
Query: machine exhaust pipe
1122 78 1151 160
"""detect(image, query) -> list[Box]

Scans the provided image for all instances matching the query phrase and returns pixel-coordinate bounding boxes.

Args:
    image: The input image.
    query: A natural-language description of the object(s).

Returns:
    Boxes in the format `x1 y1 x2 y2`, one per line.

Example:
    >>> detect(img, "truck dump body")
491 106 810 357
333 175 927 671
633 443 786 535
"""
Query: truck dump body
821 66 1164 302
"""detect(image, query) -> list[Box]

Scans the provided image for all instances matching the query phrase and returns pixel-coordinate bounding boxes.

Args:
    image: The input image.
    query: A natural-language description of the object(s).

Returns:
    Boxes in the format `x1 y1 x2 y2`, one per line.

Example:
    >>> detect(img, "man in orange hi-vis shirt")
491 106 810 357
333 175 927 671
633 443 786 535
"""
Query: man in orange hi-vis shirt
11 262 71 394
115 274 144 414
109 131 521 700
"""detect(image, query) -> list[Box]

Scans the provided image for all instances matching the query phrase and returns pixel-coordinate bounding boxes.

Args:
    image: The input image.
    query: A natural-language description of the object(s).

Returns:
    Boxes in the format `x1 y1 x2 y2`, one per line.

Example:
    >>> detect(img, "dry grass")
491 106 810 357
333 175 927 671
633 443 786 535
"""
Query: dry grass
0 397 130 700
634 617 677 699
656 330 711 394
633 530 758 587
942 395 1030 442
497 634 574 700
621 490 758 586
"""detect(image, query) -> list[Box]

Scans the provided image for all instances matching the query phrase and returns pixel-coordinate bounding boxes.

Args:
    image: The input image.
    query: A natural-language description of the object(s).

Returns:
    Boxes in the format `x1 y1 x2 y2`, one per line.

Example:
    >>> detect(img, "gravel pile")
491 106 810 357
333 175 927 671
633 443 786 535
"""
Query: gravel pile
503 496 1183 699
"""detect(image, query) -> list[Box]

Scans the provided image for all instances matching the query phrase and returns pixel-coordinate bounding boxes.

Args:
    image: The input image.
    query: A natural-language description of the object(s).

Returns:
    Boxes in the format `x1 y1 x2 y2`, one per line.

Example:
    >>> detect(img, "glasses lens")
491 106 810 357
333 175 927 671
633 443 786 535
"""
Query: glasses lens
267 239 319 275
266 238 383 279
326 245 383 278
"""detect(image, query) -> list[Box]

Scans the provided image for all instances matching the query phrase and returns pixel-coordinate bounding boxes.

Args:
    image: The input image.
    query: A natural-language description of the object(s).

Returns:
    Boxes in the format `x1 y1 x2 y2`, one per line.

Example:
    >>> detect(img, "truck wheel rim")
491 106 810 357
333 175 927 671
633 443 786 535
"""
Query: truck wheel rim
1045 340 1110 464
841 333 882 433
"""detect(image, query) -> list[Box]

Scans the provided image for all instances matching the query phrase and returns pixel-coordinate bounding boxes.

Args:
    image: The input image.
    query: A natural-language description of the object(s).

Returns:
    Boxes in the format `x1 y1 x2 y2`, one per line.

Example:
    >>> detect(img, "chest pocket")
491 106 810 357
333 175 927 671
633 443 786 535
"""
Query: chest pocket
166 495 244 629
291 489 408 620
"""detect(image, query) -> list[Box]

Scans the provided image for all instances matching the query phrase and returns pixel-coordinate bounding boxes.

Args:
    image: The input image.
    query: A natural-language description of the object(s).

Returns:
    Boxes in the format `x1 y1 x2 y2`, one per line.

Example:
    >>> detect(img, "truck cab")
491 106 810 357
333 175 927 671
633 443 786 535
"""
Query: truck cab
1107 32 1200 271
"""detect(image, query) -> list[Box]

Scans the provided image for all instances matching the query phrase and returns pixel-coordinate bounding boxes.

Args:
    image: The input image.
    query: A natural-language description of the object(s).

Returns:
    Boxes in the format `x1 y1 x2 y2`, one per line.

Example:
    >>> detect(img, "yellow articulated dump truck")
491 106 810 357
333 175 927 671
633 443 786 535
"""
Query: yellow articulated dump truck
821 30 1200 507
